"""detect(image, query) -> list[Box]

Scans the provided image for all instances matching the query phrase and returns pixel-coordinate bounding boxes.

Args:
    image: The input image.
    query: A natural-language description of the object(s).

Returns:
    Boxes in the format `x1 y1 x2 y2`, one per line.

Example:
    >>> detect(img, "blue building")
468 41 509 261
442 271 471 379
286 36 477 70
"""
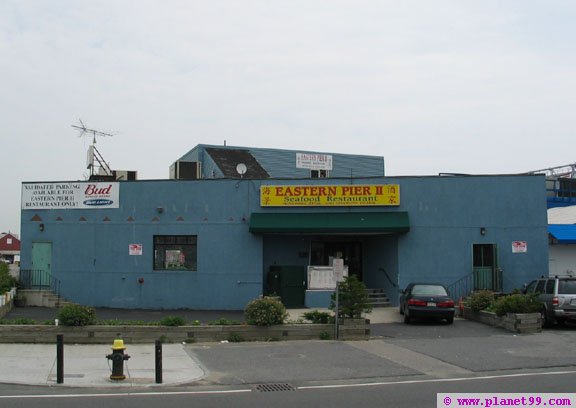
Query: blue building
20 145 549 310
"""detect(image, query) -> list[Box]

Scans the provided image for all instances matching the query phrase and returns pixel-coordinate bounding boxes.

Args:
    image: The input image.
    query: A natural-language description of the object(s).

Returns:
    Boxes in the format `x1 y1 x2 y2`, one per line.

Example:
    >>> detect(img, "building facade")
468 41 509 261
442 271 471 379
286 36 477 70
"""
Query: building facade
0 233 20 264
20 145 549 309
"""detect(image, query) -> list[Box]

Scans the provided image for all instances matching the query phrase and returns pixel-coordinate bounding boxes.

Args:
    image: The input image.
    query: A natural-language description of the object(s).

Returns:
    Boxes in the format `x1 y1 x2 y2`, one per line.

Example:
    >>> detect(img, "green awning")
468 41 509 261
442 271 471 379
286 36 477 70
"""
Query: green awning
249 212 409 234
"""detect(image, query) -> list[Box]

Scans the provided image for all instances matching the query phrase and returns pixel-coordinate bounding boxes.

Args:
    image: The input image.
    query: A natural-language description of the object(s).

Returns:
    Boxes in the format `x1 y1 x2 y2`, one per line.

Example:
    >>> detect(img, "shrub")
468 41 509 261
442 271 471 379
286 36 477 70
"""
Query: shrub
330 275 372 318
227 332 245 342
0 318 37 325
57 304 96 326
491 293 542 317
159 316 186 326
97 319 155 326
466 290 495 312
244 296 288 326
302 310 334 324
208 318 243 325
319 331 331 340
0 264 16 293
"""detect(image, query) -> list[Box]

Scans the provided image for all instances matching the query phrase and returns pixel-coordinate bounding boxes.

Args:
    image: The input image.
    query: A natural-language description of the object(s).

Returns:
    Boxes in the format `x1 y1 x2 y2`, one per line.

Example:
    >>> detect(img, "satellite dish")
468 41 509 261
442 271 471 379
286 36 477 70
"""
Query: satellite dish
236 163 247 178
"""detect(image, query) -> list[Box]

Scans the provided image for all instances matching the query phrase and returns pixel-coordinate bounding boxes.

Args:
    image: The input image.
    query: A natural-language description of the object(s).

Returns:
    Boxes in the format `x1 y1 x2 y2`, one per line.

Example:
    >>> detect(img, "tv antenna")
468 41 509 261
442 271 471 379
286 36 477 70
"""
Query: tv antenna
72 119 115 177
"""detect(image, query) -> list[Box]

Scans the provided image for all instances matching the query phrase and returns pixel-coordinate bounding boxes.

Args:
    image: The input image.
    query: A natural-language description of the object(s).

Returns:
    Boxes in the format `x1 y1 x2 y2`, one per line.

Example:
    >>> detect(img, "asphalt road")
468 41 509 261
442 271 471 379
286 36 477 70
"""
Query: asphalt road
1 370 575 408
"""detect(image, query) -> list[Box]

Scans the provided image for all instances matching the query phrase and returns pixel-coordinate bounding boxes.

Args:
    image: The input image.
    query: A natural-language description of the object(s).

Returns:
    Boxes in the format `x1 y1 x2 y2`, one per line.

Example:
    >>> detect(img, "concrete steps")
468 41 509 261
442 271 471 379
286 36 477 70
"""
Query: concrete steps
18 289 72 308
367 288 391 308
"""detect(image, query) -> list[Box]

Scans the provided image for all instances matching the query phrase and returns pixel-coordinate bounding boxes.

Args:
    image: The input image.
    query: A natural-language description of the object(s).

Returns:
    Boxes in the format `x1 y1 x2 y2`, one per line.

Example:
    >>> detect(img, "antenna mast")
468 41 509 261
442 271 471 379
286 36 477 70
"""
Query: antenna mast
72 120 114 177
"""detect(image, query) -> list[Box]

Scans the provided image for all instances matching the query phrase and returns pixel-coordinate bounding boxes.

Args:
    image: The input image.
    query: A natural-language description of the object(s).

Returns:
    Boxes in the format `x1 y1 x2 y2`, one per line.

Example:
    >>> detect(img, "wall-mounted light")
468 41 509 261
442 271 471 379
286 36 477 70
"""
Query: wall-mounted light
480 227 486 236
39 223 45 232
156 207 164 214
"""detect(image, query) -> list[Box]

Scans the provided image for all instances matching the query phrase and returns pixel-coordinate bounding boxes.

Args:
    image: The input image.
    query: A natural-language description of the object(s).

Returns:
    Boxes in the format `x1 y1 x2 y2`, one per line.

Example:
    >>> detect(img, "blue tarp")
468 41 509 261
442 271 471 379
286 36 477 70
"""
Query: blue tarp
549 224 576 244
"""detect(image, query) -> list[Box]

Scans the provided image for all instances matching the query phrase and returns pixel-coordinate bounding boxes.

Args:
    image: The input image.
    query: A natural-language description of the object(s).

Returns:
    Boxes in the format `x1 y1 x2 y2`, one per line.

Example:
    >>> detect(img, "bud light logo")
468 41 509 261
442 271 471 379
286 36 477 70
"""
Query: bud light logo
83 199 114 206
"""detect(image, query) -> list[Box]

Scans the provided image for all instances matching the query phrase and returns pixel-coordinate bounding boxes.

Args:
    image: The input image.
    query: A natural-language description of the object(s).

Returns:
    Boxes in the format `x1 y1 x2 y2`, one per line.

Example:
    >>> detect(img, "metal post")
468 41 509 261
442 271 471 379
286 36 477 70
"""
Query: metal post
335 282 340 340
155 340 162 384
56 334 64 384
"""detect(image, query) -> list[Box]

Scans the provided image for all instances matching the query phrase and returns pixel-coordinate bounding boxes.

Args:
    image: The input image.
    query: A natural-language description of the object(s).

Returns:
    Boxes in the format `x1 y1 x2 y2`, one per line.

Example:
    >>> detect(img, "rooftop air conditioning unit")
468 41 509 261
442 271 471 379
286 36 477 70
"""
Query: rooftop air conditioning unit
170 161 201 180
114 170 138 181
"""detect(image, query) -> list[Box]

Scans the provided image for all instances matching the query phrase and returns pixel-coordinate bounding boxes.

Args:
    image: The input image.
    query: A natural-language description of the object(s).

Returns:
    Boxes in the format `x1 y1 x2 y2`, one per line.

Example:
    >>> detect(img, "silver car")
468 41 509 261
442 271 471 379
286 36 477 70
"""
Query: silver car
523 276 576 327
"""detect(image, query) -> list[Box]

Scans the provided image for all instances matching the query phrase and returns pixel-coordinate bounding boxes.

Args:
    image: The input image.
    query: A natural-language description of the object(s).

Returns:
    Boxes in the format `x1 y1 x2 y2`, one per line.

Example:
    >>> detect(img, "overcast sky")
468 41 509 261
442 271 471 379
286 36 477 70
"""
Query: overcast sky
2 1 575 235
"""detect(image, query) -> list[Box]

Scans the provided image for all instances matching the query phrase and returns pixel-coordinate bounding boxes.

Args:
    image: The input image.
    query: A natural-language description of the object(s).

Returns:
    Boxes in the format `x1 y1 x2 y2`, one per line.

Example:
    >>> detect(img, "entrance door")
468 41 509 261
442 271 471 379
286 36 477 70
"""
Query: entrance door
267 265 306 308
31 242 52 289
472 244 502 291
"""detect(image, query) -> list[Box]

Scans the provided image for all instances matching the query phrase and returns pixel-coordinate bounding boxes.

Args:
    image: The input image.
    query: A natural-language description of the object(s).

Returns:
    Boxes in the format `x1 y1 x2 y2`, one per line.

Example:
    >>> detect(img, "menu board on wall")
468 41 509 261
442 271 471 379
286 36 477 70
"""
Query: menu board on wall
308 265 349 290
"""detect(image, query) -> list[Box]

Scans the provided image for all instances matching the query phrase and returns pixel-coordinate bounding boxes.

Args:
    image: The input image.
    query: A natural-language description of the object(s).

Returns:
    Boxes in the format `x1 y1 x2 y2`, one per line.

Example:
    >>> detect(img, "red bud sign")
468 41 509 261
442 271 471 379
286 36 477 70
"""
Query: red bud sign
22 182 120 209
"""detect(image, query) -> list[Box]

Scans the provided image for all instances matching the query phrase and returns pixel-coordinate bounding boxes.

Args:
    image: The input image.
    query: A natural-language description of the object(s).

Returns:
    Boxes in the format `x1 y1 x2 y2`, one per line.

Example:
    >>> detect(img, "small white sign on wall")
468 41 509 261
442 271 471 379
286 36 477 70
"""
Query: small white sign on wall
512 241 527 253
129 244 143 256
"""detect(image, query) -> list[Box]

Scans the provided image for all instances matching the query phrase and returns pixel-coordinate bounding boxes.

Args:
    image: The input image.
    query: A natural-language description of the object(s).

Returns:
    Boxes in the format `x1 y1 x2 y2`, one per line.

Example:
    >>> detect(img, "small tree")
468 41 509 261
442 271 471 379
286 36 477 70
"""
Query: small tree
330 275 372 319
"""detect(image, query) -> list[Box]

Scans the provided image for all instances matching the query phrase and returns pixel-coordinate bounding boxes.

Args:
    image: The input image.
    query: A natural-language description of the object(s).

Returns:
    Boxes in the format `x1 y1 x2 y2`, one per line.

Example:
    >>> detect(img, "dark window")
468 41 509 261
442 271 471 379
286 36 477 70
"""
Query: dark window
558 280 576 294
473 244 495 267
311 169 328 178
153 235 197 271
535 280 546 294
545 279 555 294
525 280 538 294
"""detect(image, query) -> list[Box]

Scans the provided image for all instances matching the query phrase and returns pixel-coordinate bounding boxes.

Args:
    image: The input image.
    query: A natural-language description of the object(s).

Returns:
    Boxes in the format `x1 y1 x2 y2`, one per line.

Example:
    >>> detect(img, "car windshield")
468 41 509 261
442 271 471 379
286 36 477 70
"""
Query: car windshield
558 280 576 294
412 285 447 296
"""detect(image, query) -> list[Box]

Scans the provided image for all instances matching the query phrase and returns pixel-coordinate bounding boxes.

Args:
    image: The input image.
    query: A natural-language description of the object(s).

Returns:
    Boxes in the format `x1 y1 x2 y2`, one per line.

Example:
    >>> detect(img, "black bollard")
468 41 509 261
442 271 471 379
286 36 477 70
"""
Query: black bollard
155 340 162 384
56 334 64 384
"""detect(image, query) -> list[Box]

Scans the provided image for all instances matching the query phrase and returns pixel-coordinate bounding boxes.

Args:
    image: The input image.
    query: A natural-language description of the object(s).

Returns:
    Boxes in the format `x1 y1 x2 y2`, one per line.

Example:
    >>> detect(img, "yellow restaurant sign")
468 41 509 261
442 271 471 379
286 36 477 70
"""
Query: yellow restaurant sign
260 184 400 207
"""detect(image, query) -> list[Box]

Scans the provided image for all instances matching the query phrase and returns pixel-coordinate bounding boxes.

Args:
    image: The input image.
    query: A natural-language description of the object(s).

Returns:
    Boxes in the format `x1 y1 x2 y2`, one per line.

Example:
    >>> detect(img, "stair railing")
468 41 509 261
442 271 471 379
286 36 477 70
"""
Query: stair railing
445 272 474 303
18 269 61 301
378 267 397 288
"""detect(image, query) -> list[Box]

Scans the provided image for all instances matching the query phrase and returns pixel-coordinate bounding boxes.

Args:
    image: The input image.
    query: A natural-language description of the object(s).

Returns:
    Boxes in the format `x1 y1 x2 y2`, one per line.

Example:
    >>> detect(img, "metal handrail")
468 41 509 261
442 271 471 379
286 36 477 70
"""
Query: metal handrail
19 269 61 299
378 267 397 288
446 272 474 302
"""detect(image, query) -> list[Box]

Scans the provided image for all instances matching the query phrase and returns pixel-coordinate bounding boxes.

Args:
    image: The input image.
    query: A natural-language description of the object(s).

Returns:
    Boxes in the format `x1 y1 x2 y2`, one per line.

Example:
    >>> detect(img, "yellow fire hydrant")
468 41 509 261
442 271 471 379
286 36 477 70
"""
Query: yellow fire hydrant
106 337 131 381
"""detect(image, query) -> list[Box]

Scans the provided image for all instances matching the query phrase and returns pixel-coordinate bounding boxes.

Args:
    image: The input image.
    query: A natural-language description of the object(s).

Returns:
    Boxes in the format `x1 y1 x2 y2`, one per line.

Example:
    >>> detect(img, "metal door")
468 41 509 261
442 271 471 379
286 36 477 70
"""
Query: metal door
472 244 502 292
269 265 306 308
31 242 52 289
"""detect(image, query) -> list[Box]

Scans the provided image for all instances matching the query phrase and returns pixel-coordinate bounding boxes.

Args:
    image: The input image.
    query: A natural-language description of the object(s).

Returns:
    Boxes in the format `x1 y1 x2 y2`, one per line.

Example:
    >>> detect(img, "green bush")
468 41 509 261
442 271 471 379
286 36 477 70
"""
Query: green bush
208 318 243 325
57 304 96 326
0 318 37 325
244 296 288 326
491 293 542 317
227 332 245 342
319 331 331 340
330 275 372 318
159 316 186 326
0 263 16 293
466 290 495 312
96 319 155 326
302 310 334 324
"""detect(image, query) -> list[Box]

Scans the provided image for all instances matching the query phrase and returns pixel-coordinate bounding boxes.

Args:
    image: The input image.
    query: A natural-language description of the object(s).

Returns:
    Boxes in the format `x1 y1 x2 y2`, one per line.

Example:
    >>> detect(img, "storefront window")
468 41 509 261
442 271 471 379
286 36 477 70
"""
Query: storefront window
153 235 197 271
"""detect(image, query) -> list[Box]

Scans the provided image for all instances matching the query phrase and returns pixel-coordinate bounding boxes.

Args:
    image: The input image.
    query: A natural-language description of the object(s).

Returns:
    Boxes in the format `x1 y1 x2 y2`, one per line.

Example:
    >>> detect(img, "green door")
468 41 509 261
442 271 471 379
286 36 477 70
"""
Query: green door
472 244 502 291
269 265 306 308
31 242 52 289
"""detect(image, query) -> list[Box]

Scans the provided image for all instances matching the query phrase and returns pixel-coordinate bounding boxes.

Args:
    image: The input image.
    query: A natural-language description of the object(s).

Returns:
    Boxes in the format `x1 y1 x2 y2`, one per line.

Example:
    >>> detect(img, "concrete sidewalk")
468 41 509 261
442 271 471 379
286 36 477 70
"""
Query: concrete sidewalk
0 343 204 388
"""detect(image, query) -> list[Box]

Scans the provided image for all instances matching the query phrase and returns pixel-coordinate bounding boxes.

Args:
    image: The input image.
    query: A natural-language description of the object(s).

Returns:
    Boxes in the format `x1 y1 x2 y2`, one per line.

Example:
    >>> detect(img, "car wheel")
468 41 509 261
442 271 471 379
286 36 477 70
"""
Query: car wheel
403 308 411 324
399 304 404 315
446 316 454 325
540 310 552 328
